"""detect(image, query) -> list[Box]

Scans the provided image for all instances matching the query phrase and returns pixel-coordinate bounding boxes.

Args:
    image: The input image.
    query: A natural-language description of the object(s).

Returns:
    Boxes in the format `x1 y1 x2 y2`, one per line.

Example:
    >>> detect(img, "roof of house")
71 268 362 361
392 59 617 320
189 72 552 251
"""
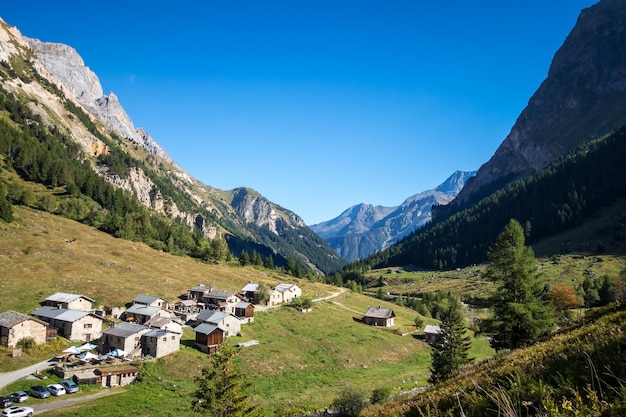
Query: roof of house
364 306 395 319
177 300 196 307
126 304 162 316
272 283 299 293
196 310 236 324
31 306 101 323
189 284 211 293
132 295 164 305
45 292 94 304
235 302 253 309
204 289 235 299
102 322 149 338
144 316 177 329
144 328 176 339
194 323 224 335
424 325 442 334
0 310 46 328
241 283 259 292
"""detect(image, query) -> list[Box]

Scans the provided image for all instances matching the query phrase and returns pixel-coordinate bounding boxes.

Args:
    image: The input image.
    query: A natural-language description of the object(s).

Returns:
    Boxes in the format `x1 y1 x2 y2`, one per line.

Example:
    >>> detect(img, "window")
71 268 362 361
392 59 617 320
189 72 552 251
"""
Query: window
84 323 92 329
163 337 167 342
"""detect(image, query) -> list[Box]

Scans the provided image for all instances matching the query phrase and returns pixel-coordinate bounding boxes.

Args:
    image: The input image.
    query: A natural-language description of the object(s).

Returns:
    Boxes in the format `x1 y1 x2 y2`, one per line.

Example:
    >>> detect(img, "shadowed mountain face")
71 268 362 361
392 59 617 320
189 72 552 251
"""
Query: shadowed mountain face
453 0 626 207
311 171 475 262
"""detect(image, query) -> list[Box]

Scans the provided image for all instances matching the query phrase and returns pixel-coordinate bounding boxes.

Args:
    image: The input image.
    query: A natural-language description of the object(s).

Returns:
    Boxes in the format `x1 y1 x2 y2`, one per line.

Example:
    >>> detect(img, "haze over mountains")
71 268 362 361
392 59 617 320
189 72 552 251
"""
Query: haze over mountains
310 170 475 262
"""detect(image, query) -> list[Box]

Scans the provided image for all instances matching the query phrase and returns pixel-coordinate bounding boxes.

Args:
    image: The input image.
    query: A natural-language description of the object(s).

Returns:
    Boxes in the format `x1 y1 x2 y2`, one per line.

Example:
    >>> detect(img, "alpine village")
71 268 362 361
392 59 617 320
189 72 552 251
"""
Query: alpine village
1 1 626 416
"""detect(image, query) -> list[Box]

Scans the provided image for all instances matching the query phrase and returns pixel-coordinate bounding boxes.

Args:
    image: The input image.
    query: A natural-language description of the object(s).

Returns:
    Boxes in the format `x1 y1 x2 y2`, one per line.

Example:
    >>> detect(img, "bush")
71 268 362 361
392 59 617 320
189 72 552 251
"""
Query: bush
332 386 367 416
16 337 36 352
370 386 392 405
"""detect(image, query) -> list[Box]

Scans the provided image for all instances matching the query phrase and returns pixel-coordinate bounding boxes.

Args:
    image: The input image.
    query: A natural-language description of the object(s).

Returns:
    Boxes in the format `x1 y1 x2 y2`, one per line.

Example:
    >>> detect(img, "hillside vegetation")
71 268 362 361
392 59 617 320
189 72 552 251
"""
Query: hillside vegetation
354 129 626 271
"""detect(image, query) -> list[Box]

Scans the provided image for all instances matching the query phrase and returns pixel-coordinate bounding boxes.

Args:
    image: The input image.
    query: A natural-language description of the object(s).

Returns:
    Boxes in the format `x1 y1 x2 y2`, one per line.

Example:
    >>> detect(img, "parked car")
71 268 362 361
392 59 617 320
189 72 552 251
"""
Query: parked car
8 392 27 403
0 397 12 408
27 385 50 399
45 383 66 397
1 406 34 417
59 380 79 394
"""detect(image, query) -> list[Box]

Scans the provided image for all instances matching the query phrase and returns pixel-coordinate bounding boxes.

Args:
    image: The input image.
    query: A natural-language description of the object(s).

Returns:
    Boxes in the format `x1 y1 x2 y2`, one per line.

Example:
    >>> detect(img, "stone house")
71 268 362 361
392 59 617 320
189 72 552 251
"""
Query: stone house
196 310 241 337
142 328 181 358
194 323 224 354
131 295 169 309
0 310 52 348
240 282 260 303
144 316 183 334
101 323 151 358
363 306 396 327
268 283 302 306
42 293 94 311
31 306 104 342
97 366 139 387
234 302 255 323
124 304 171 325
187 285 241 313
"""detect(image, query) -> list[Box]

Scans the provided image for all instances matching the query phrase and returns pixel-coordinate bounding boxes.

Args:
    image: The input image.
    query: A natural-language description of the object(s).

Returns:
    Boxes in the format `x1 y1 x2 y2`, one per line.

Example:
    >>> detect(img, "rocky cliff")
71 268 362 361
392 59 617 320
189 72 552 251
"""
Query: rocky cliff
453 0 626 206
311 171 474 261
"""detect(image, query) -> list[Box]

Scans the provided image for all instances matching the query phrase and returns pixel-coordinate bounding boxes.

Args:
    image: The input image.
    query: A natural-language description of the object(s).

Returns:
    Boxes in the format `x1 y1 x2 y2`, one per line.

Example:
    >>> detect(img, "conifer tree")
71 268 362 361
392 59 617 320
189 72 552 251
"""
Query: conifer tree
0 181 13 223
483 219 556 350
429 297 473 383
192 346 255 417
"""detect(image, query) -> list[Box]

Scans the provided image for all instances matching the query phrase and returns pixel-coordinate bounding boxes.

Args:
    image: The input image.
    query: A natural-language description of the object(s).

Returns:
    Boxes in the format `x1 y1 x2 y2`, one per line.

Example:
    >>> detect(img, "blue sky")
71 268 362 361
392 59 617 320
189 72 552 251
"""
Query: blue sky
1 1 596 225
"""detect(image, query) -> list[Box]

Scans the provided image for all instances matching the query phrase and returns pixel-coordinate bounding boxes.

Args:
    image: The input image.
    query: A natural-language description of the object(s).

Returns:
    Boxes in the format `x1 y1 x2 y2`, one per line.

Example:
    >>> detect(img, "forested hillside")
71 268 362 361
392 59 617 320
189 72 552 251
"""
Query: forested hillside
351 128 626 271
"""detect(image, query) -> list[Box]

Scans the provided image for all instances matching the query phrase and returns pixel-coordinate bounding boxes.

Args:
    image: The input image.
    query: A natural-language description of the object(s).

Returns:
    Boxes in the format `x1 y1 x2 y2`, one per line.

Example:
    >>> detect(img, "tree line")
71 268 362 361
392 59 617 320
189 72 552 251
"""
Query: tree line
349 127 626 271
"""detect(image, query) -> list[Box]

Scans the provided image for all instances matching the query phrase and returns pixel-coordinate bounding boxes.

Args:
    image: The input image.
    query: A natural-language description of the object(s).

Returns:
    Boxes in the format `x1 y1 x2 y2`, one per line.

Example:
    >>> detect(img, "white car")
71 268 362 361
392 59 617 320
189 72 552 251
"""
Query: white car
1 406 34 417
46 383 66 396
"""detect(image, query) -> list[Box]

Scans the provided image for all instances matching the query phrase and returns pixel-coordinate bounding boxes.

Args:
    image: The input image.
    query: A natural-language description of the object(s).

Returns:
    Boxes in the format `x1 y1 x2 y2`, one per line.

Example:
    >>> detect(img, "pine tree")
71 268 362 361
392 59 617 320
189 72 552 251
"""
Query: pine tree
263 254 274 269
0 181 13 223
429 297 473 384
483 219 556 350
238 250 250 266
192 346 256 417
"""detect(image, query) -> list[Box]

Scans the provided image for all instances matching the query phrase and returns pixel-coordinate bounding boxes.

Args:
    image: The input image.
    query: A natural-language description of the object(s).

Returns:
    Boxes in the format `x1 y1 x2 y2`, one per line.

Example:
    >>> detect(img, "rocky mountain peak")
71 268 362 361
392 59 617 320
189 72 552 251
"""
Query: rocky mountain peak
454 0 626 204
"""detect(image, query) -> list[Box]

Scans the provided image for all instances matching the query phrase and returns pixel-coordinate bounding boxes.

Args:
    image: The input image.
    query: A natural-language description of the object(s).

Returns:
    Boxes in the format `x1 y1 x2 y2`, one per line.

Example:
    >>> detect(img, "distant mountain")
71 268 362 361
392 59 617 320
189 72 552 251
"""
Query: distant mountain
445 0 626 215
310 171 475 262
0 18 345 275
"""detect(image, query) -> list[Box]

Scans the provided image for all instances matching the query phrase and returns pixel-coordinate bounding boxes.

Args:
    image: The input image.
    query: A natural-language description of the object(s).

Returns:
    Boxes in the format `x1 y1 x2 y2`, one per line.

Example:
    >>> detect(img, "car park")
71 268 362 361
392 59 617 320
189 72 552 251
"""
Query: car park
59 380 79 394
0 398 11 409
45 383 66 397
0 406 34 417
8 393 27 404
27 385 50 399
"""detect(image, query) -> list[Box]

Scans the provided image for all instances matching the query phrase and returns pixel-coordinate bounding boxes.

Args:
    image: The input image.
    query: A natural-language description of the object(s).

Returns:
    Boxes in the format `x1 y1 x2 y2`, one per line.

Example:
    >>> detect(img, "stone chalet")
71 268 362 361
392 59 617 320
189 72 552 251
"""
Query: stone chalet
362 306 396 327
194 323 225 354
423 325 442 345
0 310 54 348
187 285 241 313
142 328 181 359
101 322 180 359
124 304 171 325
131 295 169 309
268 283 302 306
31 306 104 342
196 310 241 337
240 282 260 303
41 293 94 311
144 316 183 334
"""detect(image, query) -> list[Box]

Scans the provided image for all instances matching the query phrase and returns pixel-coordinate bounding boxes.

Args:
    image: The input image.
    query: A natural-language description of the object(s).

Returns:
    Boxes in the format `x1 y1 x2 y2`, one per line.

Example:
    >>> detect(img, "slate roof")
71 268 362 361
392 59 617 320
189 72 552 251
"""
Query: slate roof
189 284 211 293
45 292 94 303
102 322 148 338
126 304 162 317
144 328 171 338
424 325 442 334
132 295 164 305
273 283 298 293
144 316 178 329
204 289 235 299
0 310 46 328
235 302 252 309
363 306 395 319
31 306 100 323
194 323 223 335
241 283 259 293
196 310 225 323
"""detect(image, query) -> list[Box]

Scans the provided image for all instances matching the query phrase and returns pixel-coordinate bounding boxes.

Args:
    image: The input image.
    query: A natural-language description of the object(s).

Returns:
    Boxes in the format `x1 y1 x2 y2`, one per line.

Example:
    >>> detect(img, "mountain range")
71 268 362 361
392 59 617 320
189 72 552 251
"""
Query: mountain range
0 18 345 275
310 170 475 262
